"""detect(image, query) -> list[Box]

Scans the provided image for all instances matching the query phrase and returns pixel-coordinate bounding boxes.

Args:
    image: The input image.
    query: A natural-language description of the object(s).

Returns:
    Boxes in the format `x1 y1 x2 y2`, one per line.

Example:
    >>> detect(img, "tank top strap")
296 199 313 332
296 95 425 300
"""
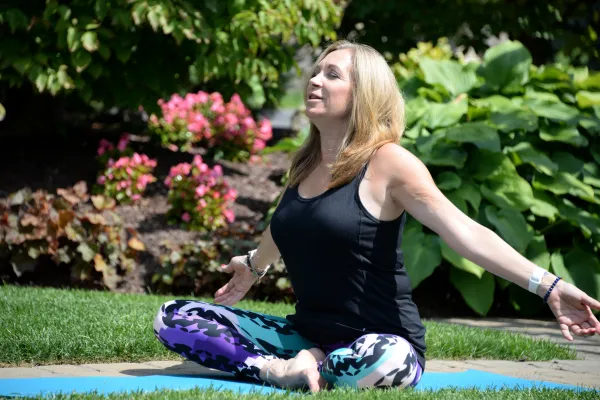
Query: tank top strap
353 162 370 191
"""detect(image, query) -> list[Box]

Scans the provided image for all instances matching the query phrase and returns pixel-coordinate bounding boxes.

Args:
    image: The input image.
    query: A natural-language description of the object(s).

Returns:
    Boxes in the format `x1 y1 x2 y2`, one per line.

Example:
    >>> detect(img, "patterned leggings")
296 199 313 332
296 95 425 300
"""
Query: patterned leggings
154 300 423 389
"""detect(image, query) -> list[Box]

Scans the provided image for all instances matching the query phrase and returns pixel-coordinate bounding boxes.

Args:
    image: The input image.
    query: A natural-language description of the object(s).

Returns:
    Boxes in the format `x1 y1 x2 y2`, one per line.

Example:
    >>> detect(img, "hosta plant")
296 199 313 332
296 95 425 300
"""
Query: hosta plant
165 155 237 232
392 39 600 316
148 91 273 161
0 182 145 290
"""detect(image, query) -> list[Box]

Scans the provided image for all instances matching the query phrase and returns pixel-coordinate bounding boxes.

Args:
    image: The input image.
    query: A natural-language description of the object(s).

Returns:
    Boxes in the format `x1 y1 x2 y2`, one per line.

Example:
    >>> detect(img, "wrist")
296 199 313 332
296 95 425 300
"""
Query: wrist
536 272 558 298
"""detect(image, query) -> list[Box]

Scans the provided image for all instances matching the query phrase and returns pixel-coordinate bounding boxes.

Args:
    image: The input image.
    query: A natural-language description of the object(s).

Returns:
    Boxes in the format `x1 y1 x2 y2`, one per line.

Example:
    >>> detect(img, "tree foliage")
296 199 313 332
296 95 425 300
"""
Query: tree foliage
0 0 344 113
340 1 600 67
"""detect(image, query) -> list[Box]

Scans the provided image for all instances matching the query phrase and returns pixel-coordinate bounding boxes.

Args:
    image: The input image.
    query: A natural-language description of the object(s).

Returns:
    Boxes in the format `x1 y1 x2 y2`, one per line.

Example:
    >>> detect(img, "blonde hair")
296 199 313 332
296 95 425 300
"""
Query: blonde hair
288 40 406 188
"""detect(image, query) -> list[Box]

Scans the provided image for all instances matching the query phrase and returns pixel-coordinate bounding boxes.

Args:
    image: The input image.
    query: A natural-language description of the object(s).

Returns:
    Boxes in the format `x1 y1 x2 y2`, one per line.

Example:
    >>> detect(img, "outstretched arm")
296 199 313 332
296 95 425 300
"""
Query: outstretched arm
379 143 600 340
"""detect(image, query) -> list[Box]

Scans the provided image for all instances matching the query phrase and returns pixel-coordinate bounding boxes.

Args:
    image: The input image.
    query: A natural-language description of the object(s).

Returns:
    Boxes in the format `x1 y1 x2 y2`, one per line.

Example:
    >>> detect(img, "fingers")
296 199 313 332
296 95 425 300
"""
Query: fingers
582 295 600 312
220 262 235 274
560 323 573 341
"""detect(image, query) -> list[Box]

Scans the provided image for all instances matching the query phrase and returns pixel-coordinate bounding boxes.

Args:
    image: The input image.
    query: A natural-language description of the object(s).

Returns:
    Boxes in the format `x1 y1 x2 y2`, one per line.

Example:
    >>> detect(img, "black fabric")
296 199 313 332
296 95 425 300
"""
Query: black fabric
270 163 427 369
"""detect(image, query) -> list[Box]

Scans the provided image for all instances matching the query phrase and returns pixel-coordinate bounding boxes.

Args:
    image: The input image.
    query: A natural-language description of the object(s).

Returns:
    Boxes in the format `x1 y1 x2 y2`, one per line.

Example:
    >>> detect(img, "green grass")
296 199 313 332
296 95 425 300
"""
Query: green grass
0 285 577 366
12 387 599 400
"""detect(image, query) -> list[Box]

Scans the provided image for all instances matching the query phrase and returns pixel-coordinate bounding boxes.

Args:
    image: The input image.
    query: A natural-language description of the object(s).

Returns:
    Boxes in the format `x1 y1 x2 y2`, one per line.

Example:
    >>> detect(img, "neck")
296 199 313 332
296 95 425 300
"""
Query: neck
313 118 348 166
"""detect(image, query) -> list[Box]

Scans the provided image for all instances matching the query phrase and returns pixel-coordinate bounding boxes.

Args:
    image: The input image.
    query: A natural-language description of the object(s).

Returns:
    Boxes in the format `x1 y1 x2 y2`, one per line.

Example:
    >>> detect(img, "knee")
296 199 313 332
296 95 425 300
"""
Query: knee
153 300 177 340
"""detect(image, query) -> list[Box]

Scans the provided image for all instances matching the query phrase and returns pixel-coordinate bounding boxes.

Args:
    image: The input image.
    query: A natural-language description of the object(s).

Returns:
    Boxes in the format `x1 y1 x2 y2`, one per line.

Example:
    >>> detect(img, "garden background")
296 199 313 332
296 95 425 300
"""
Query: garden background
1 0 600 320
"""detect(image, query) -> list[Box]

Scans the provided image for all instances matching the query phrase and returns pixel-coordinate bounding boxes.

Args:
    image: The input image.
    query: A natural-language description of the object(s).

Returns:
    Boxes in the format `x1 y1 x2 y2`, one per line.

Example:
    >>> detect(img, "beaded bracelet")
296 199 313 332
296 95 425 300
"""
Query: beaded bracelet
244 249 269 284
543 276 562 304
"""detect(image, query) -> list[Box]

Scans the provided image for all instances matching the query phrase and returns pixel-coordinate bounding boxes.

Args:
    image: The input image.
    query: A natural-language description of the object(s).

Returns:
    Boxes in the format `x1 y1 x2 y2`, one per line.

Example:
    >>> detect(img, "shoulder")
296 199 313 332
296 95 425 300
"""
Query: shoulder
371 142 428 183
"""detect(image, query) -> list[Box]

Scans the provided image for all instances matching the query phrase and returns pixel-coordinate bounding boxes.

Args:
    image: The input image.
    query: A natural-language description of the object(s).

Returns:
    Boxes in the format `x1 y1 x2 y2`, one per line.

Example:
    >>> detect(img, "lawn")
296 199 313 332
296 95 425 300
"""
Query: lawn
0 285 577 366
11 387 600 400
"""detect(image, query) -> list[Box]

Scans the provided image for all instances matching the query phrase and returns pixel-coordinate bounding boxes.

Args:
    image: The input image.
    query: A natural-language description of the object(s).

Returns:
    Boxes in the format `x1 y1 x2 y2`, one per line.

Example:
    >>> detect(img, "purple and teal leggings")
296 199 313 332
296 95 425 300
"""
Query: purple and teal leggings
154 300 422 389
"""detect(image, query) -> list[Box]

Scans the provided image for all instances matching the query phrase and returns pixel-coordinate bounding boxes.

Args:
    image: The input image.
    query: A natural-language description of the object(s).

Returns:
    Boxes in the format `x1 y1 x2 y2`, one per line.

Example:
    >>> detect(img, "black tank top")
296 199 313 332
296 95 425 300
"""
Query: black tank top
270 162 426 368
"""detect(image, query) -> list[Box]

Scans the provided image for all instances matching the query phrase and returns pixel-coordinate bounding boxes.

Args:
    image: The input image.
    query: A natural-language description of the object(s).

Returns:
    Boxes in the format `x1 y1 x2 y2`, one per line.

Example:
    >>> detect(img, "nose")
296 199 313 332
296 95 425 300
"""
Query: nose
308 71 323 88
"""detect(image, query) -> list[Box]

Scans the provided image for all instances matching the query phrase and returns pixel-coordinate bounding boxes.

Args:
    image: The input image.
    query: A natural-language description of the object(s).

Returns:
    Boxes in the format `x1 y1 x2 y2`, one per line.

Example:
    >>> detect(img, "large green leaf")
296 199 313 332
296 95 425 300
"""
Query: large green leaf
436 171 461 190
533 172 595 200
490 109 538 133
403 231 441 288
539 125 588 147
405 97 429 127
454 182 481 212
525 236 550 269
482 177 534 212
583 163 600 188
479 41 532 92
551 152 584 175
484 206 534 253
441 241 484 278
559 199 600 237
465 150 509 181
445 122 501 152
450 268 495 316
506 142 557 176
470 95 517 112
530 189 559 222
421 97 468 129
420 58 478 96
525 98 579 121
564 249 600 299
550 252 574 285
576 91 600 109
420 142 468 169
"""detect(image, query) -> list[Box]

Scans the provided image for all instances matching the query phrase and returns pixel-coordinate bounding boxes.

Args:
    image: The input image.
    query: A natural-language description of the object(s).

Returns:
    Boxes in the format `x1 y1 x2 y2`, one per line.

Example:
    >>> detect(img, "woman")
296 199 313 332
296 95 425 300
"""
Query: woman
154 41 600 392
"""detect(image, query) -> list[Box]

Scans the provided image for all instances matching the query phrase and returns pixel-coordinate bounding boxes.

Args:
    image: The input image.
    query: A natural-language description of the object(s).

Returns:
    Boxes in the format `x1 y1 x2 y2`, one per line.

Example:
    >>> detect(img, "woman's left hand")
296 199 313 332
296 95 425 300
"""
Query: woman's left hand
546 280 600 341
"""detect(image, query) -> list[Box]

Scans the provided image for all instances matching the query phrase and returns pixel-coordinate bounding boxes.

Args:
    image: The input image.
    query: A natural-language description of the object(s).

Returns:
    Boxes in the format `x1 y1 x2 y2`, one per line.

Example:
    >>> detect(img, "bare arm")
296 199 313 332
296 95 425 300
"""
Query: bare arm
378 142 600 340
380 144 536 289
250 183 289 271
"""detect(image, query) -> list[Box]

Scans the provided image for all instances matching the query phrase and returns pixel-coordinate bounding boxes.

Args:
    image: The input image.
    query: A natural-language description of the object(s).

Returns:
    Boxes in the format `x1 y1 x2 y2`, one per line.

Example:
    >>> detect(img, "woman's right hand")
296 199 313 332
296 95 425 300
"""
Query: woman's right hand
214 255 256 306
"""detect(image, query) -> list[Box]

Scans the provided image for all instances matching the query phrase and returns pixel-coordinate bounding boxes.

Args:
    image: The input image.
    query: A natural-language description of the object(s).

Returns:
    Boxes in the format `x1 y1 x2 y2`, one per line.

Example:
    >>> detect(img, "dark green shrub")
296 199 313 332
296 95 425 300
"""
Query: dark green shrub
0 1 343 112
395 40 600 316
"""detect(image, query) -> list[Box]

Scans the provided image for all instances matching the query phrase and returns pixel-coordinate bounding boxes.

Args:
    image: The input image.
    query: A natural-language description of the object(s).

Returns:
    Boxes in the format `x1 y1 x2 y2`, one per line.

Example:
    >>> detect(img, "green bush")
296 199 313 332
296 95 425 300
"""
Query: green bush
396 40 600 316
0 183 145 290
0 0 343 112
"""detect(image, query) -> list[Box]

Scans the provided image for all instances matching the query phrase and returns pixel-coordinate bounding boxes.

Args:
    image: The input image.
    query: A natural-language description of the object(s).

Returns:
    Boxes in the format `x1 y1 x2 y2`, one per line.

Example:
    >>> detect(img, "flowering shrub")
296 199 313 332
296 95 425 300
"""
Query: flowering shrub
165 155 237 232
148 91 273 161
95 153 157 204
96 133 133 166
0 183 145 290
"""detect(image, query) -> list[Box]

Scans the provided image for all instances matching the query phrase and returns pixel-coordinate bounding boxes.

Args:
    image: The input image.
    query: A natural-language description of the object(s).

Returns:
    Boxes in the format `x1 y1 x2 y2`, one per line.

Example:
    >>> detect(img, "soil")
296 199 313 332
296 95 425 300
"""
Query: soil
0 131 543 319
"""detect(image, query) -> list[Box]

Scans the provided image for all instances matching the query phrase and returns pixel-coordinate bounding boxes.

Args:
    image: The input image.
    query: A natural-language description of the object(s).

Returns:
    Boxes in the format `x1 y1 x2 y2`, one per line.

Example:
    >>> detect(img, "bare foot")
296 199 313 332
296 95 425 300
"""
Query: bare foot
260 349 325 392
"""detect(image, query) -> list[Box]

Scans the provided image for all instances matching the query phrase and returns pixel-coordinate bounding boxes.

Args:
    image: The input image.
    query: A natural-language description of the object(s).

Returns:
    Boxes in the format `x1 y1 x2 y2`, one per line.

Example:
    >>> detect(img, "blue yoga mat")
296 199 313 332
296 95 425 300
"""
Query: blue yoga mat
0 370 590 397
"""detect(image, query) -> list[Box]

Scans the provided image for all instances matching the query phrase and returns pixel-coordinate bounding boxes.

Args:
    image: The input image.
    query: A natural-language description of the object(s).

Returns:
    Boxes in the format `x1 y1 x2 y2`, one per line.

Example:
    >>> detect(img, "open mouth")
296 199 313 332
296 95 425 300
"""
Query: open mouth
308 94 322 100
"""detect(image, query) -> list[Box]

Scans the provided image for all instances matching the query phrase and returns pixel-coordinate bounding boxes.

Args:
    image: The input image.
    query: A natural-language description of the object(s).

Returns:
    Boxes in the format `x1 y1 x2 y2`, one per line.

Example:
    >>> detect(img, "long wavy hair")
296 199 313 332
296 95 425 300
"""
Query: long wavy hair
287 40 406 188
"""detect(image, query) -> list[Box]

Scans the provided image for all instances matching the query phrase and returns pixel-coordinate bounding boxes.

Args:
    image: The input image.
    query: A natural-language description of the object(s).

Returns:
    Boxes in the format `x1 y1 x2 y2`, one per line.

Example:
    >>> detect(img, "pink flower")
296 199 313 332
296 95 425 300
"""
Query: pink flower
132 153 142 165
117 134 129 151
197 91 209 104
213 165 223 176
132 194 141 201
223 209 235 223
181 212 191 222
195 185 208 197
97 176 106 185
212 192 221 199
199 199 207 208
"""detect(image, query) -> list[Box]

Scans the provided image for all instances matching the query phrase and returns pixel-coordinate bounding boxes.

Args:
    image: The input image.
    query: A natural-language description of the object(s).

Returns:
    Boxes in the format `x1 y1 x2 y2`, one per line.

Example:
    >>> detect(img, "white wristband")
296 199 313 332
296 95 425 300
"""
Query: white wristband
528 266 547 294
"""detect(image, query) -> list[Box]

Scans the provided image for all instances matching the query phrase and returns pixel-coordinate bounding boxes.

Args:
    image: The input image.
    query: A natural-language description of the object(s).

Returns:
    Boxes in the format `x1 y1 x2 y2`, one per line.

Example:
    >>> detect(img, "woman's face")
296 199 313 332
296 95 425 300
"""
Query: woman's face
305 48 353 122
